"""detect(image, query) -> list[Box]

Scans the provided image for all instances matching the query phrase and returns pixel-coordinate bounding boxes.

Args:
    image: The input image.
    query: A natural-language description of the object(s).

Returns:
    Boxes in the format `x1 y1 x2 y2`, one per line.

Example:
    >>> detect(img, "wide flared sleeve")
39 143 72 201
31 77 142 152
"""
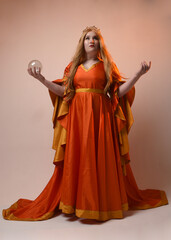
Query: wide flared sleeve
48 63 71 165
112 80 135 175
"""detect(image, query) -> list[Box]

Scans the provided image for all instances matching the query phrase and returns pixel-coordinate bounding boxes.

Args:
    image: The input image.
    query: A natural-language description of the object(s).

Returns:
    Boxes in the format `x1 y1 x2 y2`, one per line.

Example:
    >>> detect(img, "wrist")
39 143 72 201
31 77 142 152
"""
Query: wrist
136 71 142 78
39 76 45 83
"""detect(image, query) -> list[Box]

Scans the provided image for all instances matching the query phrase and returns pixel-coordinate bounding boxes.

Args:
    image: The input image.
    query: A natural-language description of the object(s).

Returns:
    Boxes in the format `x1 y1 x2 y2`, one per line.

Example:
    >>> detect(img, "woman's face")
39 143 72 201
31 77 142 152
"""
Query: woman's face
84 31 99 55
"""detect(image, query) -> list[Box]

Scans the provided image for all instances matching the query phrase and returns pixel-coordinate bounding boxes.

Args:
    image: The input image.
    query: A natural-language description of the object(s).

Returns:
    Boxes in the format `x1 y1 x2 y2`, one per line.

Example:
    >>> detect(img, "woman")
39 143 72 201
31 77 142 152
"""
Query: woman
3 26 168 221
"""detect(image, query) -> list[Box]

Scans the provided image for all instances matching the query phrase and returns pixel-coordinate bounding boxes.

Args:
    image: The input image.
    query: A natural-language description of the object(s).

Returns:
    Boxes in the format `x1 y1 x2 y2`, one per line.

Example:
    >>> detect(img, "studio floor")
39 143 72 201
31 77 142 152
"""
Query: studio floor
1 199 171 240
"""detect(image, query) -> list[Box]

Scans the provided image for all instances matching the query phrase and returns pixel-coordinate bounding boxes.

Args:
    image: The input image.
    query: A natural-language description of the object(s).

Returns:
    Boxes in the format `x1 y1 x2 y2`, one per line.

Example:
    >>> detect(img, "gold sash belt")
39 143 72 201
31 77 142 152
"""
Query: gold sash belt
75 88 104 94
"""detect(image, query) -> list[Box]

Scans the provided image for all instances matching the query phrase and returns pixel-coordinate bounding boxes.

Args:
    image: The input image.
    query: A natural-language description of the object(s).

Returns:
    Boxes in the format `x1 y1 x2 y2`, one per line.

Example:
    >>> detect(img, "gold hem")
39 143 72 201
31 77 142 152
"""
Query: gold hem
2 190 168 221
129 190 168 210
2 201 55 221
59 201 128 221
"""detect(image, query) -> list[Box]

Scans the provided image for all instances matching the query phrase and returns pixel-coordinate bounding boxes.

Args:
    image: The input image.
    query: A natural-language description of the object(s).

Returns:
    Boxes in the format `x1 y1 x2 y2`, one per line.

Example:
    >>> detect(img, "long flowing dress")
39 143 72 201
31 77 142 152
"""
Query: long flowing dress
3 61 168 221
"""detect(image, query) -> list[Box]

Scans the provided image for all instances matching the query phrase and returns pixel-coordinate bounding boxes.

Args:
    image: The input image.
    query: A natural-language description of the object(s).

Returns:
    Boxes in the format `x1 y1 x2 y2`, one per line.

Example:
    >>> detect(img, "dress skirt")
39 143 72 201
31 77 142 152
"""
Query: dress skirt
2 61 168 221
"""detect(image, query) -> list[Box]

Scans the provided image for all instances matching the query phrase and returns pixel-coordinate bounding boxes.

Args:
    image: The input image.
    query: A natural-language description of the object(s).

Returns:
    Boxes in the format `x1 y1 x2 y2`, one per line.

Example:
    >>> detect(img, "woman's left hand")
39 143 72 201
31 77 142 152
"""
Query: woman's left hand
138 61 151 77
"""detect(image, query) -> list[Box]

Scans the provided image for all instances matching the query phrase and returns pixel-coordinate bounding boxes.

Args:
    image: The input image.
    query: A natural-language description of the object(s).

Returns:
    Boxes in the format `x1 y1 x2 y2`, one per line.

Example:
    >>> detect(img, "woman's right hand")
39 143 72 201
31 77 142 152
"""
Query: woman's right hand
27 67 45 82
27 67 65 97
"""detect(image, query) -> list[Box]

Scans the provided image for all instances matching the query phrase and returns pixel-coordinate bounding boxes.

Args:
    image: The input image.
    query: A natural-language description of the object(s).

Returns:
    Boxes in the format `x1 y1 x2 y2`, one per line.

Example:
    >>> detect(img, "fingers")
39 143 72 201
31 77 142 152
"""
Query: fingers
141 61 151 74
27 67 42 79
149 61 151 68
33 67 41 76
27 68 34 77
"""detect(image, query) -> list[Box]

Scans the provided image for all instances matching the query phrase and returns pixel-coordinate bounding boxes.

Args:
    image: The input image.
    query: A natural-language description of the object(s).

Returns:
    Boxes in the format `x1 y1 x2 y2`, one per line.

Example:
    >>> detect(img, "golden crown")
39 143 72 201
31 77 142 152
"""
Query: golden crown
82 26 100 33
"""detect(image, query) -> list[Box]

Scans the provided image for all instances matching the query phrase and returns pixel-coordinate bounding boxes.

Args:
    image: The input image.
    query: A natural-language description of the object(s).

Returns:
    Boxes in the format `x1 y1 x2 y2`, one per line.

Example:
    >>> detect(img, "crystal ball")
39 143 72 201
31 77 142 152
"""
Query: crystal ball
28 60 42 72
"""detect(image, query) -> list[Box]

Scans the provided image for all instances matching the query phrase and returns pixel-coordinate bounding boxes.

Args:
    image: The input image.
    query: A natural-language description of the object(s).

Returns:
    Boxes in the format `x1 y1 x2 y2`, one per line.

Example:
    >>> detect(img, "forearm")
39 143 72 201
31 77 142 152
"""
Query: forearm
39 78 65 97
118 61 151 98
27 68 65 97
118 72 141 98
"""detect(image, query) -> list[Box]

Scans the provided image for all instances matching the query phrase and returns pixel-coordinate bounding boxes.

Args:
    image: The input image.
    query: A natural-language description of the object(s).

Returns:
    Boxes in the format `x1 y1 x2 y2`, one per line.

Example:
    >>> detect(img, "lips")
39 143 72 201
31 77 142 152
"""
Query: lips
89 45 94 47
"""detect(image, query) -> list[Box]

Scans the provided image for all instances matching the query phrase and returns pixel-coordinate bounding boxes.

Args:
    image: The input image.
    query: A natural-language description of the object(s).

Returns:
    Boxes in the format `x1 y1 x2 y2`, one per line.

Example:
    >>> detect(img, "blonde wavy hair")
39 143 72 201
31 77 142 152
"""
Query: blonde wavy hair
65 26 122 101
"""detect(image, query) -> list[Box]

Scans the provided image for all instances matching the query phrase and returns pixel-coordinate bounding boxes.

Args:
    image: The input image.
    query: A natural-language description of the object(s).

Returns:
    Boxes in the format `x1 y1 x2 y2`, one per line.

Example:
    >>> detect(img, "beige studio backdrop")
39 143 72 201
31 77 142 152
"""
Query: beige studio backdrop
0 0 171 207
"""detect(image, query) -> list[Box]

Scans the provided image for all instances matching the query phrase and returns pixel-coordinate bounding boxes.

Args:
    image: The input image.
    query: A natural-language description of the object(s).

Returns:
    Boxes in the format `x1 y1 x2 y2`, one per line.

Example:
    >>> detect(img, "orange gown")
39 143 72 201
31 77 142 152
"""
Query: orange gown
3 61 168 221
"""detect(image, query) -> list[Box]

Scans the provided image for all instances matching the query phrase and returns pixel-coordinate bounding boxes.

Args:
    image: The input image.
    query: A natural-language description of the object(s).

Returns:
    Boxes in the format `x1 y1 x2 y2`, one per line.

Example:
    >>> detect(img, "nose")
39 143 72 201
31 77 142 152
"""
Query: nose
90 38 94 44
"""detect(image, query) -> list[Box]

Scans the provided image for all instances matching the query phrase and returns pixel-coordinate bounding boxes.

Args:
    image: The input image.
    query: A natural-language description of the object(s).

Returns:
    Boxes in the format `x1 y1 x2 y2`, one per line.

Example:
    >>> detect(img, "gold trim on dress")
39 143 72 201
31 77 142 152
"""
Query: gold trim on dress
51 96 69 165
81 61 102 72
2 201 55 221
128 190 168 210
59 201 129 221
75 88 104 94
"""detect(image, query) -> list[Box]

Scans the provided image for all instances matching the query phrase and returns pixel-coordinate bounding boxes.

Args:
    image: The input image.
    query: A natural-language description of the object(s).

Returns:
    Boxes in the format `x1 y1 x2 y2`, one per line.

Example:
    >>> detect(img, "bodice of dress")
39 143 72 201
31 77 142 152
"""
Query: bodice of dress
73 61 107 90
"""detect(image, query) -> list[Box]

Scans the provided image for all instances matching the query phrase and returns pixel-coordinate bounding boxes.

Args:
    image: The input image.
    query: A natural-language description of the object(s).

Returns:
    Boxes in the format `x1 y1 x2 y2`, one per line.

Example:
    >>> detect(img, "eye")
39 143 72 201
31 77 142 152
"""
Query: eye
85 36 90 40
93 36 98 40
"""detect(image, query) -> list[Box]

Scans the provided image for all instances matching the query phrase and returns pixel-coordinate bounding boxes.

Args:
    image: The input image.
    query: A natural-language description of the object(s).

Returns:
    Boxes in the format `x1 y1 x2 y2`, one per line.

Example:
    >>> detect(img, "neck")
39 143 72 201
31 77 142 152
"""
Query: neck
85 52 98 61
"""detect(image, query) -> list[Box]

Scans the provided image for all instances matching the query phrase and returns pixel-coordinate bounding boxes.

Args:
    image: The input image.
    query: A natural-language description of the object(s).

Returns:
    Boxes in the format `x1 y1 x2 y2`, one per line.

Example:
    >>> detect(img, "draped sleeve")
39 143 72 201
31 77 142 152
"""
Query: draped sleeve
112 79 135 175
48 63 71 165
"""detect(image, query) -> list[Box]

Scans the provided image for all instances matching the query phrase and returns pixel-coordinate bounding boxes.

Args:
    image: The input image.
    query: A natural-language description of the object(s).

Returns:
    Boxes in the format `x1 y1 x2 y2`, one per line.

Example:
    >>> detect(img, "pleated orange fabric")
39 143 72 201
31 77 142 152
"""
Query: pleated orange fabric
3 61 168 221
2 166 63 221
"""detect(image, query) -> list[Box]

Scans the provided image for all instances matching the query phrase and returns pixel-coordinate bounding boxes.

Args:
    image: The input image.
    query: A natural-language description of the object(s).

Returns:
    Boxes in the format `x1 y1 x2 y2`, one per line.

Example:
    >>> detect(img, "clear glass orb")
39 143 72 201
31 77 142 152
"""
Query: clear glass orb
28 60 42 72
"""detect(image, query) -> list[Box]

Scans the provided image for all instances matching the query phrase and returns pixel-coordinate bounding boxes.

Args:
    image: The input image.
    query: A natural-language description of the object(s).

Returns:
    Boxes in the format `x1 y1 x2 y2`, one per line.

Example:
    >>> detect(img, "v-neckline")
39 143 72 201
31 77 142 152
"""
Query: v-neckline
81 61 102 72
